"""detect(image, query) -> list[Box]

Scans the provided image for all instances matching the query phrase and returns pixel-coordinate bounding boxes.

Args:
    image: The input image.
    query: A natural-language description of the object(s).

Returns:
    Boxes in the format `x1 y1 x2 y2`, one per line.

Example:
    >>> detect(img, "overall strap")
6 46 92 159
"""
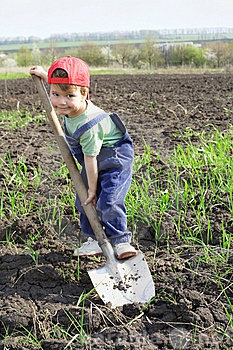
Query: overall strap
72 112 109 139
109 113 126 134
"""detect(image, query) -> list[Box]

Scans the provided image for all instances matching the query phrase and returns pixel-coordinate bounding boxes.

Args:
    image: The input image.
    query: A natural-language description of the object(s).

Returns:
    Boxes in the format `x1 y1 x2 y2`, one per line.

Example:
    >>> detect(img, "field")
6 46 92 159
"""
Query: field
1 73 233 349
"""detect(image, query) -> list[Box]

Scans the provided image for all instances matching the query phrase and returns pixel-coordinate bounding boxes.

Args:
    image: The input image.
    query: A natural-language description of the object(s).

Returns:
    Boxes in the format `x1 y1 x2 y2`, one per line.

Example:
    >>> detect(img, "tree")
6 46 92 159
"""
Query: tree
17 46 32 67
128 47 142 69
206 41 232 68
111 43 134 68
41 39 59 66
229 41 233 65
140 37 164 69
171 44 206 67
73 42 106 67
31 44 42 65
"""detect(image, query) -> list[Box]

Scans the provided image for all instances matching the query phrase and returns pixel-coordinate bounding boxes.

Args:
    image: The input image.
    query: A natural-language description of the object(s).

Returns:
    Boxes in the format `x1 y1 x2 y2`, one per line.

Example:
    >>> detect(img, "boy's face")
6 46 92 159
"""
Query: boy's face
50 84 87 118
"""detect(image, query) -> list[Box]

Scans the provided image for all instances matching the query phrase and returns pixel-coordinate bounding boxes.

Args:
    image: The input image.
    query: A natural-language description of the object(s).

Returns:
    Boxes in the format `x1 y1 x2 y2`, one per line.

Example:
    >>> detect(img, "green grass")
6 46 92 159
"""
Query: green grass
125 125 233 248
0 65 229 81
0 110 46 128
169 126 233 242
0 72 30 80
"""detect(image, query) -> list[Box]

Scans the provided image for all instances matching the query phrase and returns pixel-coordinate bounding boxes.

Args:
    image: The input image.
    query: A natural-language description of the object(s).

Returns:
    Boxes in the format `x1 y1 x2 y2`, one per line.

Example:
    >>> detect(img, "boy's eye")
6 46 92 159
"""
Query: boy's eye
67 94 75 98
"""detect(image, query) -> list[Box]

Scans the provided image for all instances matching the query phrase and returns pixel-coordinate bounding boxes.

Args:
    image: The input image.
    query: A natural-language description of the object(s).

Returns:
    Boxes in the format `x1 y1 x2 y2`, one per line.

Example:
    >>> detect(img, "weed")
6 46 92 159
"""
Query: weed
0 110 45 129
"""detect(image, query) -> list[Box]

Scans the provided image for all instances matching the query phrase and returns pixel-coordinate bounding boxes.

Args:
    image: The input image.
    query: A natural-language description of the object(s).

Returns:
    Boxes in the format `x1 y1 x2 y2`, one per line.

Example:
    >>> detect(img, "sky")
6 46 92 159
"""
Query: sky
1 0 233 39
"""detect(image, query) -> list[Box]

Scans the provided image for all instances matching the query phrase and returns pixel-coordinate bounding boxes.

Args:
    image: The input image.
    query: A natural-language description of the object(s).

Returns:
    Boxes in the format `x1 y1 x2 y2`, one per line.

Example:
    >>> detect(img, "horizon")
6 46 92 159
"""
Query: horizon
1 26 233 41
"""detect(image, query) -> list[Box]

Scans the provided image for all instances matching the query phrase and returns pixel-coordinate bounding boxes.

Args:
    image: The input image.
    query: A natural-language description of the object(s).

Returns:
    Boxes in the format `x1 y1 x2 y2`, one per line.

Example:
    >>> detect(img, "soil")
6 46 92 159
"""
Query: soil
0 73 233 349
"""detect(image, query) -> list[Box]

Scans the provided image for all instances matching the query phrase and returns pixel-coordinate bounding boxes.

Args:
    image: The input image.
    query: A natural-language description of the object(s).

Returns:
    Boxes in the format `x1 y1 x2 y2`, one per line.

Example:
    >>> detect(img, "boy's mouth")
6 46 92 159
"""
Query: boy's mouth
57 107 69 112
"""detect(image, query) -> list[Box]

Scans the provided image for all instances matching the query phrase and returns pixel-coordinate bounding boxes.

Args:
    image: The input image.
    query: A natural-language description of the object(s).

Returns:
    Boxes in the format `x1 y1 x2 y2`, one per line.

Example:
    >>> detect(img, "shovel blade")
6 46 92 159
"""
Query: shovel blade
88 251 155 308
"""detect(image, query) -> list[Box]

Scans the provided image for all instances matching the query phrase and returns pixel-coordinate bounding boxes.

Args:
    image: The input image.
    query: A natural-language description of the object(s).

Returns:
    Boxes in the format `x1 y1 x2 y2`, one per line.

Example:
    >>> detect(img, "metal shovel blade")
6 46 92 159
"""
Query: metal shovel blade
88 249 155 308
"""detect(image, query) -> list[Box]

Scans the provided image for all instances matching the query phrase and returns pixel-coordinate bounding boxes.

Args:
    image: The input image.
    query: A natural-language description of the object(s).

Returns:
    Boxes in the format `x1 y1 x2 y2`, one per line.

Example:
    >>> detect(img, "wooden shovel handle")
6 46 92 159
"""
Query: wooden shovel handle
32 75 107 245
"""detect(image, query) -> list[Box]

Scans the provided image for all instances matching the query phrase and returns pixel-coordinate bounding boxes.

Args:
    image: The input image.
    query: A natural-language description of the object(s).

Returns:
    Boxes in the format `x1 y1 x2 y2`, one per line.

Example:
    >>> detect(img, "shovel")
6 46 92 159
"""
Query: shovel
32 76 155 308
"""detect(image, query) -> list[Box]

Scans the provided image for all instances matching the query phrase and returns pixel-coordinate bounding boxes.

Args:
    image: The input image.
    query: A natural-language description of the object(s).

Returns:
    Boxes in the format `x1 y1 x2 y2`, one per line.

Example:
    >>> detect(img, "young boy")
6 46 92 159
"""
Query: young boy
30 56 137 260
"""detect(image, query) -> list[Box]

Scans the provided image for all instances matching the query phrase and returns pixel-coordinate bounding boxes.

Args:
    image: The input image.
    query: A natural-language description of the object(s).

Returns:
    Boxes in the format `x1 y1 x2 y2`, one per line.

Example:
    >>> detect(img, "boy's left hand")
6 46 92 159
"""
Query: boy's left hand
30 66 48 80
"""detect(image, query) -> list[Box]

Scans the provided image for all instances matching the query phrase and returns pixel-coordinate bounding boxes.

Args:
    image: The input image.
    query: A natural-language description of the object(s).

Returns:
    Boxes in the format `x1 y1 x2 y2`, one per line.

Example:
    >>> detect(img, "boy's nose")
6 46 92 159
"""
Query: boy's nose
59 97 67 104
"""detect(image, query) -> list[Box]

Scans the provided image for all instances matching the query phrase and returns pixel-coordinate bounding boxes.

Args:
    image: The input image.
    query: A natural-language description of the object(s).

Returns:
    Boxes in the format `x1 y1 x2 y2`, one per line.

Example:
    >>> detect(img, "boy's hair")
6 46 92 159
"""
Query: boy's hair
52 68 89 97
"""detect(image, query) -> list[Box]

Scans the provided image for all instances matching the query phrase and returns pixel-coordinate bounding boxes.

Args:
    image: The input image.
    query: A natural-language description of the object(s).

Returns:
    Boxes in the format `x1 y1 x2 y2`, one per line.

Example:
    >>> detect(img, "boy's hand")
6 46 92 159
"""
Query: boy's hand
30 66 48 80
85 190 97 206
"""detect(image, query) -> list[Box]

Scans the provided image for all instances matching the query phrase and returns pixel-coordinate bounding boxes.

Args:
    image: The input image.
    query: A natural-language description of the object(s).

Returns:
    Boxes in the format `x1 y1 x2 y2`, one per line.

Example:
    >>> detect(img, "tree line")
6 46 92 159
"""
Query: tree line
1 27 233 45
1 37 233 70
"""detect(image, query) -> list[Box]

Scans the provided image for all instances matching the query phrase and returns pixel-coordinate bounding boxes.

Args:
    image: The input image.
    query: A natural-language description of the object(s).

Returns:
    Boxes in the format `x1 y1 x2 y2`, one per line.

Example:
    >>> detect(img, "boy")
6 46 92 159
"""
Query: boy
30 56 137 259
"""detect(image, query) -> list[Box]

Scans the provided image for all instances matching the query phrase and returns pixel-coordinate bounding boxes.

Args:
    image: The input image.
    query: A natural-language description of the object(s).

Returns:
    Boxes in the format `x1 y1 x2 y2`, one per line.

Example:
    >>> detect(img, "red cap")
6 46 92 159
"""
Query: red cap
48 56 90 88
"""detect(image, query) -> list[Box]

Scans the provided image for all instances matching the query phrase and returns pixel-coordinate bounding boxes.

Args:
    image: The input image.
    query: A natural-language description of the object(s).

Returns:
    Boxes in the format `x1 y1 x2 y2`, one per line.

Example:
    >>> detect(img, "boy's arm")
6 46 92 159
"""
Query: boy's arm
84 154 98 206
30 66 48 81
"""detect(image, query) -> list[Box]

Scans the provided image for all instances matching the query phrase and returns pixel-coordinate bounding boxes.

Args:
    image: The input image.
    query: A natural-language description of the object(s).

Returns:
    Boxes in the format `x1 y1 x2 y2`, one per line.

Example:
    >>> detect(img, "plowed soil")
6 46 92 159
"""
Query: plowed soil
0 73 233 349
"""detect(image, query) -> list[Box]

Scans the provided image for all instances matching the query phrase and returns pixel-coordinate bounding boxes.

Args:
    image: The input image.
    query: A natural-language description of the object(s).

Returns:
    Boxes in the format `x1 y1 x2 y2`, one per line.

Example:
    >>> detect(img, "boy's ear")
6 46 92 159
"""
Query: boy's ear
81 90 88 99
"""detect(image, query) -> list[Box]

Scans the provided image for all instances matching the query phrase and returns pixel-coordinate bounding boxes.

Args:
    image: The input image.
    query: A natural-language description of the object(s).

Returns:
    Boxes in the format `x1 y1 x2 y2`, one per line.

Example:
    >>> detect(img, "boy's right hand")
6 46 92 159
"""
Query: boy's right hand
30 66 48 81
85 189 97 207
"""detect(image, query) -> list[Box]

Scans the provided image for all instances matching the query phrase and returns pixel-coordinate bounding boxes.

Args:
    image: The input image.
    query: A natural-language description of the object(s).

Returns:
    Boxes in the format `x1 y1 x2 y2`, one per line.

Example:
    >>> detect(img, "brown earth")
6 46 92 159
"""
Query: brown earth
0 73 233 349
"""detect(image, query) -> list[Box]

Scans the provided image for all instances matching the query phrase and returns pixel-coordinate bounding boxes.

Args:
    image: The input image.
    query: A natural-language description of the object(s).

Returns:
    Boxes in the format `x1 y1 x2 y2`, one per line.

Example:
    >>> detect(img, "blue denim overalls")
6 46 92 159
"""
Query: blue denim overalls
64 112 134 245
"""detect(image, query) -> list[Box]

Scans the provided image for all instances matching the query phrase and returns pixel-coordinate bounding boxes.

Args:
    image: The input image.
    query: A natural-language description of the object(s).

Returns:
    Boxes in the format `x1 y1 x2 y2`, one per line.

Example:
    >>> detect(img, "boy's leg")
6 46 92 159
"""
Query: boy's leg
96 170 137 259
97 167 131 242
